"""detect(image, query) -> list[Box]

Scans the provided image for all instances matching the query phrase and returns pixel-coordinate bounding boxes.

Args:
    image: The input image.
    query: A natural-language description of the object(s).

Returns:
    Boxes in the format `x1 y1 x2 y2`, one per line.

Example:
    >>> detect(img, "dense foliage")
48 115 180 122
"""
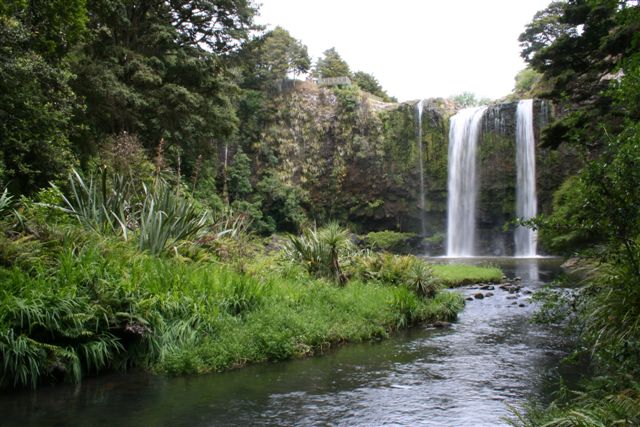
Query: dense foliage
511 0 640 425
315 47 351 78
0 0 410 236
0 184 479 390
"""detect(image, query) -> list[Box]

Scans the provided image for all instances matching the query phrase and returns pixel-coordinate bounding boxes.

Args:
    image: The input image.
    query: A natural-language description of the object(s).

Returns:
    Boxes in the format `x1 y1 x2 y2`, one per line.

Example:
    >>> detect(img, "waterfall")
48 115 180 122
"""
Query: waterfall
416 100 426 236
446 106 487 257
514 99 537 257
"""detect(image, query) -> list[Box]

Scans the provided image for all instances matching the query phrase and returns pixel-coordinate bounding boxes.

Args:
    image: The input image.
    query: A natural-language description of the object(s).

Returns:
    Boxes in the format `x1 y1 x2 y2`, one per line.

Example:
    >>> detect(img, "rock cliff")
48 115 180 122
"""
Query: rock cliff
240 83 579 254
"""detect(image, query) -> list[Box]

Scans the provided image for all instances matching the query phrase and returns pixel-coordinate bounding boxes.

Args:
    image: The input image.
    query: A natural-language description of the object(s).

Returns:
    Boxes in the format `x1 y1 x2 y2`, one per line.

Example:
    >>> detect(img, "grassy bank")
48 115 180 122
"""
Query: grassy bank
431 264 503 287
0 180 505 389
0 220 507 389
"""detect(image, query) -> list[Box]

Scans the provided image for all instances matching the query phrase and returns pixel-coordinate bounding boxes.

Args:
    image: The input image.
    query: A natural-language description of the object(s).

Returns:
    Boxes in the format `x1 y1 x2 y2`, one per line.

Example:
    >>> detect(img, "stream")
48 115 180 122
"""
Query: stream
0 258 571 426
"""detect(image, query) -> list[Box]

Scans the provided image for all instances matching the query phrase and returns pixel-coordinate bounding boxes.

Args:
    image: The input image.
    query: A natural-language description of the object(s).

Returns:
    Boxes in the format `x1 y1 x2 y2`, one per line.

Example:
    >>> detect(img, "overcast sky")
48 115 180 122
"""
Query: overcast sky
255 0 552 102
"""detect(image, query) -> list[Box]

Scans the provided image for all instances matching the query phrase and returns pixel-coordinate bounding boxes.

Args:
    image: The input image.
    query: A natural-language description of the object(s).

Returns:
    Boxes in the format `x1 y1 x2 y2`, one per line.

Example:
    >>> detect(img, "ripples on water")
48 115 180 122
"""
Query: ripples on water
0 259 570 427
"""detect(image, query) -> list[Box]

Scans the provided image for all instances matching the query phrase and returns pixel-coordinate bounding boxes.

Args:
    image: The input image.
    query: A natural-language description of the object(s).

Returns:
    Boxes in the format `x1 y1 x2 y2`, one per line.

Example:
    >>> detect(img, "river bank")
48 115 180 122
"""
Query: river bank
0 258 570 427
0 218 509 390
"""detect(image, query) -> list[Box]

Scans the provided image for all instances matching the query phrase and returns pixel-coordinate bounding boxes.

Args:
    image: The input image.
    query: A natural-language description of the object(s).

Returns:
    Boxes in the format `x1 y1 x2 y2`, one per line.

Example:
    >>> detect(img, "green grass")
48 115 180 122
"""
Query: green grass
0 222 465 388
430 264 503 287
159 279 463 375
364 230 417 252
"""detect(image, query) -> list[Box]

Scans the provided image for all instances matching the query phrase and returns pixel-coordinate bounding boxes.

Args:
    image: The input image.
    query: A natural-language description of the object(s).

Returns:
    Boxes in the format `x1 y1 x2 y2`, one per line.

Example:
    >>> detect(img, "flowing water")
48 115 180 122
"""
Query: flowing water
416 100 426 236
447 106 488 257
514 100 537 257
0 258 571 427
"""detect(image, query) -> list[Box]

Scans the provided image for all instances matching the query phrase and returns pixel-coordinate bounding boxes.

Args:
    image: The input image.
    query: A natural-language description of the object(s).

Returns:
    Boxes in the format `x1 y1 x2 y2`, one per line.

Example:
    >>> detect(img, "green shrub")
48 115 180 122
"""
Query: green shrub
351 252 437 296
218 273 268 316
0 214 465 389
0 188 13 216
285 222 352 284
423 232 445 245
138 180 207 255
364 230 417 253
55 168 132 236
507 383 640 427
390 286 419 329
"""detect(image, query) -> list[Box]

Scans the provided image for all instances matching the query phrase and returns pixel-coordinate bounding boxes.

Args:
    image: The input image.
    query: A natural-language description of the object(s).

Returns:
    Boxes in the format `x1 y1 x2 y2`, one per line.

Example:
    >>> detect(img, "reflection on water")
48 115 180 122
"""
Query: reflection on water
516 262 540 283
0 259 570 427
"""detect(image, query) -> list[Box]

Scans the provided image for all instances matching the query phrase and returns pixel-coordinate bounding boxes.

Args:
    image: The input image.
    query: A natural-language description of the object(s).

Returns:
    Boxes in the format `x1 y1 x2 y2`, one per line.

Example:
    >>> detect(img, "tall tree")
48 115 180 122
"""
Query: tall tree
1 0 87 61
71 0 258 174
236 26 310 88
352 71 393 101
260 27 310 81
520 0 640 148
0 2 86 192
315 47 351 78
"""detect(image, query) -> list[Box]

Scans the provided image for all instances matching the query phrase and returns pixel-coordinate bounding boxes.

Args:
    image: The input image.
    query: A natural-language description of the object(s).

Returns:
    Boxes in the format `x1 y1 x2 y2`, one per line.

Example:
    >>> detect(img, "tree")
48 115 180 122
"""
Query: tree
513 67 542 97
352 71 393 101
70 0 259 176
518 1 575 63
256 173 307 233
0 9 82 193
450 92 490 108
315 47 351 78
1 0 87 61
260 27 310 81
227 148 252 201
236 26 311 88
519 0 640 148
168 0 257 53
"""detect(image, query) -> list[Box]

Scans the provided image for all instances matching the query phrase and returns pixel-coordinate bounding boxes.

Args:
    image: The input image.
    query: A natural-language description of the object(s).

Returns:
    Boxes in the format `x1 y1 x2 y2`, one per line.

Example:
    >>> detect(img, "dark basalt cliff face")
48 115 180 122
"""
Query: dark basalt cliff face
245 84 579 255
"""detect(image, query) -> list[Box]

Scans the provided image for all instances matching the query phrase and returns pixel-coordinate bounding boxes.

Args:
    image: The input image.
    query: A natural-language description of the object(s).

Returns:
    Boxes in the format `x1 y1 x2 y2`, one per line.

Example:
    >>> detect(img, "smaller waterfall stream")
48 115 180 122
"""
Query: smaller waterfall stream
514 99 537 256
416 100 426 236
446 106 487 257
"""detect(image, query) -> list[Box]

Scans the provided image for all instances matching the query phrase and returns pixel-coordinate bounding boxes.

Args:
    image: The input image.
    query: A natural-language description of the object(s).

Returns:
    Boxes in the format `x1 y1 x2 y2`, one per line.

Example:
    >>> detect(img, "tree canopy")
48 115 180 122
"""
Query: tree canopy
0 8 81 192
315 47 351 78
236 26 310 89
0 0 260 193
352 71 394 101
519 0 640 148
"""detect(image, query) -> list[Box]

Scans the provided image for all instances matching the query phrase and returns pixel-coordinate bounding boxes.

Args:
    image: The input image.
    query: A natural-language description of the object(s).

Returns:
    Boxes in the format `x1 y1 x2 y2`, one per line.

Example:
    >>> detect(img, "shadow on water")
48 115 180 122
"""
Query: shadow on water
0 258 574 427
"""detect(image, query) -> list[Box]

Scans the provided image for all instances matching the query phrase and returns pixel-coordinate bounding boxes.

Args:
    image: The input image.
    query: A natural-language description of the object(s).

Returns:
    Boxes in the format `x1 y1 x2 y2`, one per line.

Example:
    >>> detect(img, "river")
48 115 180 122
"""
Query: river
0 258 571 426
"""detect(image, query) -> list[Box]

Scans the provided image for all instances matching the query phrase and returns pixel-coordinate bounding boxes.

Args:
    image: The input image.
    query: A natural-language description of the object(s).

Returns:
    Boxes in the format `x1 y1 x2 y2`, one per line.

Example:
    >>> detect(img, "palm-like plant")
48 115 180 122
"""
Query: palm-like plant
55 168 132 237
53 169 208 255
138 180 208 255
0 188 13 216
286 226 328 275
318 222 351 285
286 222 352 284
407 261 437 298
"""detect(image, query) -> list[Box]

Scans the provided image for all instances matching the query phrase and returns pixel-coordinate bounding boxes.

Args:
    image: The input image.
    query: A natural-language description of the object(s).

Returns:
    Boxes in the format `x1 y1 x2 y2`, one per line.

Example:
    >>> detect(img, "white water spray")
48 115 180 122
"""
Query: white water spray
514 99 537 257
446 106 487 257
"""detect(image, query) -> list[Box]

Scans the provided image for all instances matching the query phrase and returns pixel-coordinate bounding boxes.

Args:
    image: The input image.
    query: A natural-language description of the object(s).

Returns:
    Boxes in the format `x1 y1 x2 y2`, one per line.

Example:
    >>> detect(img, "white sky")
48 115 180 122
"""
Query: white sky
255 0 552 101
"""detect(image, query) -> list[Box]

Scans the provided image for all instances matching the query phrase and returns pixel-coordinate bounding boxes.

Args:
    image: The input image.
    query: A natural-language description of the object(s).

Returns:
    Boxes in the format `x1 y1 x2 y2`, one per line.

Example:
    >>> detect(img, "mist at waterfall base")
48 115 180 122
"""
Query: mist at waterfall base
443 100 538 258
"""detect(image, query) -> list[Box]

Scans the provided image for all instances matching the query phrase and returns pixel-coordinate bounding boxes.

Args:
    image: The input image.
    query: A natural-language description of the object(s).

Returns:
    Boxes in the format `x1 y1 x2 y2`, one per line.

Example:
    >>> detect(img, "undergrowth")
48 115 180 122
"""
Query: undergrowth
0 215 471 389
